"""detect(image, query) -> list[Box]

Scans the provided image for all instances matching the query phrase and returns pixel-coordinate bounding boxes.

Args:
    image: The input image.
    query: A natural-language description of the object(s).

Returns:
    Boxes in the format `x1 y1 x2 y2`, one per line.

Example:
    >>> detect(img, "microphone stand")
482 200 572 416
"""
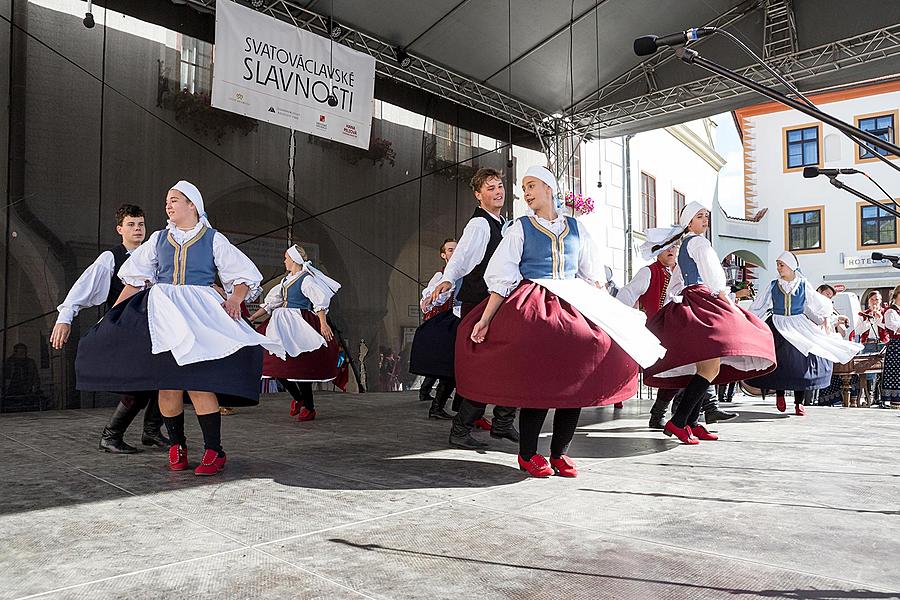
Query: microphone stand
827 176 900 220
674 47 900 158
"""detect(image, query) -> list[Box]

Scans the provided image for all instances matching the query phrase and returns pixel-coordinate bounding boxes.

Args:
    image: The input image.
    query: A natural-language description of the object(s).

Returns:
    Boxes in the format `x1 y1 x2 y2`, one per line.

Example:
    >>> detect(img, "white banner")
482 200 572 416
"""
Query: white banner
211 0 375 149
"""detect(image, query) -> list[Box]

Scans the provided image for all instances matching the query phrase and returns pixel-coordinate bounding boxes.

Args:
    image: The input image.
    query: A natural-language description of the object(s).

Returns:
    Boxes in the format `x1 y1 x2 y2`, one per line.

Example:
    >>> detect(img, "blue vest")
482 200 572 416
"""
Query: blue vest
519 216 580 280
155 226 217 286
678 235 704 287
281 273 313 310
770 280 806 316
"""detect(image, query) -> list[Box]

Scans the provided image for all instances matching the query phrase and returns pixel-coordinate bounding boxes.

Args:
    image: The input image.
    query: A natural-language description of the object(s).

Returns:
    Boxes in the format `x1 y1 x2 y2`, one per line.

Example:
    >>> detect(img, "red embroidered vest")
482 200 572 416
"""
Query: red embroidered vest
638 261 671 320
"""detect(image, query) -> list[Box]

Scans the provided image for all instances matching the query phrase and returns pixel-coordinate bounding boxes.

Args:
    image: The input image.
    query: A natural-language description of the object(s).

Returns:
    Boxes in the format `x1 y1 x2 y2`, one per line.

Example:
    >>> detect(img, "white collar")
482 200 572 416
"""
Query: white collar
777 275 803 294
166 221 204 236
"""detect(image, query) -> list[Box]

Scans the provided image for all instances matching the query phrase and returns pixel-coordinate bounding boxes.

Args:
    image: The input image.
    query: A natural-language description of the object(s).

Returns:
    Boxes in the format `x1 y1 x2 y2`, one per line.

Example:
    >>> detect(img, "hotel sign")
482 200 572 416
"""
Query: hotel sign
843 254 891 269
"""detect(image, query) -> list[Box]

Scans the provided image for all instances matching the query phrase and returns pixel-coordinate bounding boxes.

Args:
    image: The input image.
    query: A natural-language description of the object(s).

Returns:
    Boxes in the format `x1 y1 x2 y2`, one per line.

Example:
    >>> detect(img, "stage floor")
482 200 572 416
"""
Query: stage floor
2 391 898 599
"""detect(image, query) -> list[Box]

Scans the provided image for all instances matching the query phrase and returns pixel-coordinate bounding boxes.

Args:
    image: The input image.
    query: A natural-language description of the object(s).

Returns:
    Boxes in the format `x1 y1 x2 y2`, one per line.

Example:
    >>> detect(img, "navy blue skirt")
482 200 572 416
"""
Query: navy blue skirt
408 310 458 379
747 317 832 391
75 289 263 406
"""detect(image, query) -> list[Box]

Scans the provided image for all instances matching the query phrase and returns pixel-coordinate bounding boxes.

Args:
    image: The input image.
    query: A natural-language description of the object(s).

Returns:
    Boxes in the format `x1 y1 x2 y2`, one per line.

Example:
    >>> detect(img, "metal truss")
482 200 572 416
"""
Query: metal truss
177 0 555 135
570 23 900 137
763 0 798 59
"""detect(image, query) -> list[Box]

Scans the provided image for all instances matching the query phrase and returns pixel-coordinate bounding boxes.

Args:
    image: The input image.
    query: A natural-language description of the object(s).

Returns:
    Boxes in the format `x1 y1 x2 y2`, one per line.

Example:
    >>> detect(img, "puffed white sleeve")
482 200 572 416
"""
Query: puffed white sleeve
440 218 490 285
212 232 263 301
616 266 651 308
575 222 607 287
421 271 451 312
483 220 524 297
118 231 161 287
748 281 773 318
259 281 284 313
301 276 332 312
688 236 728 295
56 251 115 324
666 266 684 302
885 308 900 333
802 279 832 325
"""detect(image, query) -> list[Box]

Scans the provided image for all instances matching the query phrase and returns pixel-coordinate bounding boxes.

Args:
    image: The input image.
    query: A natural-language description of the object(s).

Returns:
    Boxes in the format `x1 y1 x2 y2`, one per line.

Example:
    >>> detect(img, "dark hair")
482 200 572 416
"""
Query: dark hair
439 238 456 255
116 204 144 226
816 284 836 295
863 289 882 306
469 168 504 194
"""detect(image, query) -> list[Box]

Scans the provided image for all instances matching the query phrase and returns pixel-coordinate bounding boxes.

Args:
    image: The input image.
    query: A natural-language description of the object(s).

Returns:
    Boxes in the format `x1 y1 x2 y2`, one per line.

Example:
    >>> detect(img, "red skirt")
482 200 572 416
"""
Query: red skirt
455 281 639 408
258 311 339 381
643 285 776 388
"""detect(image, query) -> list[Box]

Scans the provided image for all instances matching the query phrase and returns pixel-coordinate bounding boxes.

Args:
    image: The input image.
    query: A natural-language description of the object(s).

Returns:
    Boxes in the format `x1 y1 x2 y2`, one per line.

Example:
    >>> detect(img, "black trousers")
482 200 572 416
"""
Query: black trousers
519 408 581 459
649 388 679 417
279 379 314 410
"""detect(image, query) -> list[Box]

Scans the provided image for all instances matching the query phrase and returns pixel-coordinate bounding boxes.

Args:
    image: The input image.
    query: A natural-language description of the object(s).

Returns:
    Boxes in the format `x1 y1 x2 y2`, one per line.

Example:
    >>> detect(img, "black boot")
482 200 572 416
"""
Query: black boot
489 405 520 442
449 399 489 450
419 376 436 402
141 398 170 448
99 402 143 454
702 389 738 424
429 380 453 420
648 389 676 429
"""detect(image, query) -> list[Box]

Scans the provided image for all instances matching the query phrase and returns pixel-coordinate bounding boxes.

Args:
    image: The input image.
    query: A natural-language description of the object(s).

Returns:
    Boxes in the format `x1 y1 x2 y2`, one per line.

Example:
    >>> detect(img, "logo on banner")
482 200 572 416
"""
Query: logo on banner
268 106 276 113
229 91 249 106
316 114 327 131
342 124 358 138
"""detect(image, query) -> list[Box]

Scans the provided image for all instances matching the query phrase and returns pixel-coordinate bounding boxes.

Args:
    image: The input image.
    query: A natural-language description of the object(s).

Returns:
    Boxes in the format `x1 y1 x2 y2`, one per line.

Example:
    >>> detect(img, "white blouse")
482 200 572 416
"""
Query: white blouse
118 222 263 300
484 215 606 297
420 271 454 313
749 276 832 324
439 211 504 286
884 306 900 333
615 263 673 309
668 234 728 298
56 249 131 324
260 271 331 313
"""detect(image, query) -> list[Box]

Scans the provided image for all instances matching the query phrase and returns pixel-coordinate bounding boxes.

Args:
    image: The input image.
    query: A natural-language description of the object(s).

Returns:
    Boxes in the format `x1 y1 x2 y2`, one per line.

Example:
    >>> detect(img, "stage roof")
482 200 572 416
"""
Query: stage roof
115 1 900 143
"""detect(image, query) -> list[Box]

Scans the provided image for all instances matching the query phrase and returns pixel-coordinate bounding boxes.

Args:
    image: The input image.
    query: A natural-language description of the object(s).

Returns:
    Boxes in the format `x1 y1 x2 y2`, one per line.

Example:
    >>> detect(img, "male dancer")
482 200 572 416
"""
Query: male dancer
50 204 168 453
431 168 518 450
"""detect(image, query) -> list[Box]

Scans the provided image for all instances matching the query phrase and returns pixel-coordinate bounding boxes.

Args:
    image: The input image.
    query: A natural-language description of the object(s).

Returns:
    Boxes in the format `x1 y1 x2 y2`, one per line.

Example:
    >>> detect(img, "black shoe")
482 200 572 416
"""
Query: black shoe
449 433 489 450
141 429 170 447
648 414 665 430
429 409 453 420
705 409 738 424
490 426 519 443
99 429 142 454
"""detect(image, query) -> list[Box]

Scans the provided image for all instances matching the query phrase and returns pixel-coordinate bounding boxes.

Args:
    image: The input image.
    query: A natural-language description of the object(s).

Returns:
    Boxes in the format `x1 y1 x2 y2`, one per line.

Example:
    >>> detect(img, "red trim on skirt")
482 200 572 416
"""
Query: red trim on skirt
258 311 339 381
643 285 776 388
454 281 639 408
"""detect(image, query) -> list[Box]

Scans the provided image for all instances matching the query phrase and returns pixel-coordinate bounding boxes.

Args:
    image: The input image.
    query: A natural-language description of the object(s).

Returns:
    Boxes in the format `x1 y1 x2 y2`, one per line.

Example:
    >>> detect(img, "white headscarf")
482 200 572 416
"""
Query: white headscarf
776 250 799 271
171 180 210 228
287 246 342 297
522 165 563 217
679 200 709 228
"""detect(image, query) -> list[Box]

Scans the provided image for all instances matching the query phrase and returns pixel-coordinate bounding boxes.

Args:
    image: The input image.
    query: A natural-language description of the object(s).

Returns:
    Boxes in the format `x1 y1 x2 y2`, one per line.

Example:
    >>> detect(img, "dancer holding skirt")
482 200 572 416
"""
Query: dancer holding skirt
76 181 284 475
456 166 665 477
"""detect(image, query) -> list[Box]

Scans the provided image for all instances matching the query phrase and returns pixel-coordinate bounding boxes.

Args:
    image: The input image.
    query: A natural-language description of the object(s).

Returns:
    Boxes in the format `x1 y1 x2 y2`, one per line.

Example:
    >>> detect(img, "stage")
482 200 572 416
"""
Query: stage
2 392 898 599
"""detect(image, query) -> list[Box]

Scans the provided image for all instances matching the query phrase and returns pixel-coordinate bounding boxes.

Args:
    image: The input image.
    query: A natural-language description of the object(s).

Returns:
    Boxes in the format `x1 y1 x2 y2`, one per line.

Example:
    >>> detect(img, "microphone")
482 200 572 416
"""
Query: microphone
871 252 899 262
634 28 715 57
83 0 94 28
802 166 860 178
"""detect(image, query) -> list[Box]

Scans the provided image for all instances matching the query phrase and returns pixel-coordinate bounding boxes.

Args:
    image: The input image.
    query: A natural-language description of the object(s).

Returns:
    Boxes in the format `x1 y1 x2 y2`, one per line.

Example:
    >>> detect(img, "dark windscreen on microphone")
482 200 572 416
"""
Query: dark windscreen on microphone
633 36 660 57
802 166 819 178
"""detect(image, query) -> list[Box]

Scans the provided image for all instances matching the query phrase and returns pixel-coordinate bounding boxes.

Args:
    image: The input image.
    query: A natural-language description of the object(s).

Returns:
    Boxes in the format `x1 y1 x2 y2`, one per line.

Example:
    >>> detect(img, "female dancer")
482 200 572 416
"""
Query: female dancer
746 252 862 415
409 238 459 420
251 244 341 422
643 202 776 444
879 285 900 408
75 181 284 475
456 165 665 477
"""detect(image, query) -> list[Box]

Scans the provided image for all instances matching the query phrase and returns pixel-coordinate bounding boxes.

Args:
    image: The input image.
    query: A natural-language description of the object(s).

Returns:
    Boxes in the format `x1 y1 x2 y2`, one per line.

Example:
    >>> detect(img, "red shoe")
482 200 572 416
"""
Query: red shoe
474 417 492 431
517 454 553 478
690 424 719 441
168 444 189 471
549 455 578 477
664 421 700 445
776 395 786 412
613 402 624 409
297 407 317 422
795 403 806 416
194 449 226 476
289 399 301 417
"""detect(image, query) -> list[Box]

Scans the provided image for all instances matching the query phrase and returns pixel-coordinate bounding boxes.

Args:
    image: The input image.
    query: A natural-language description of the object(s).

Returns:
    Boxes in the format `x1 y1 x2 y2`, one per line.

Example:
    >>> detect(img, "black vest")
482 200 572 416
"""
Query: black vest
456 208 504 304
105 244 130 309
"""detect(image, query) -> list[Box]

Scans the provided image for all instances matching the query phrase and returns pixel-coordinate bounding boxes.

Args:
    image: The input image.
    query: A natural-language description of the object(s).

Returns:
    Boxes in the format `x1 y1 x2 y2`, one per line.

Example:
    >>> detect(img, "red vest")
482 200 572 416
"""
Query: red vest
638 261 671 320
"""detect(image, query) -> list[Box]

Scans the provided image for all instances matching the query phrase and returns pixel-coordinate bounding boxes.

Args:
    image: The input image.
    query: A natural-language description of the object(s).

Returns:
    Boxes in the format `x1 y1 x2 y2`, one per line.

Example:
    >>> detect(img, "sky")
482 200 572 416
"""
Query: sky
711 112 746 216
